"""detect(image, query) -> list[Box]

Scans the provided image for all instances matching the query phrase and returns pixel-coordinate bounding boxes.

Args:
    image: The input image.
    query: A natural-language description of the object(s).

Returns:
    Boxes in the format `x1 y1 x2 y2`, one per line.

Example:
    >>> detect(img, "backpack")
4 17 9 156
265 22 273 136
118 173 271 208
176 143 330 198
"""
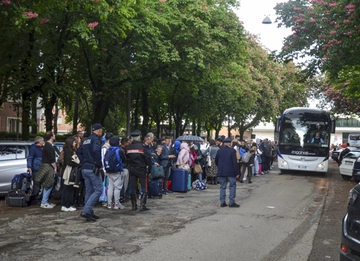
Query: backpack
104 147 123 173
241 151 252 164
11 173 32 193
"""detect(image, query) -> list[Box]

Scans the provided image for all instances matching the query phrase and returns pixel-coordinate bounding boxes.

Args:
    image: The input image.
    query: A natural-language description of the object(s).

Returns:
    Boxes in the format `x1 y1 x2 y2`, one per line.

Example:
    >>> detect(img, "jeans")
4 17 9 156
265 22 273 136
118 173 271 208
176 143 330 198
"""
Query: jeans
41 186 53 205
107 172 124 205
82 168 102 215
218 176 236 205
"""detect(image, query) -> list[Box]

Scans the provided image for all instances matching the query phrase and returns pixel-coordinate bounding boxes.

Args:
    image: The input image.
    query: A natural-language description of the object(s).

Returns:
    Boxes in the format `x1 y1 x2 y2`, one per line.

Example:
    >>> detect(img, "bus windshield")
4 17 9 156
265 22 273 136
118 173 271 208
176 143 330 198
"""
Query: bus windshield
278 110 331 157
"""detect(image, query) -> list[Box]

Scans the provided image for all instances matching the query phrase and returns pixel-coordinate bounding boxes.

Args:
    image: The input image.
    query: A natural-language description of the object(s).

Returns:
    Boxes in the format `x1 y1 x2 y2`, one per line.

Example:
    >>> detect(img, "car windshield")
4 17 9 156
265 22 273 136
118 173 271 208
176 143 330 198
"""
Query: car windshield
344 152 360 159
278 110 331 157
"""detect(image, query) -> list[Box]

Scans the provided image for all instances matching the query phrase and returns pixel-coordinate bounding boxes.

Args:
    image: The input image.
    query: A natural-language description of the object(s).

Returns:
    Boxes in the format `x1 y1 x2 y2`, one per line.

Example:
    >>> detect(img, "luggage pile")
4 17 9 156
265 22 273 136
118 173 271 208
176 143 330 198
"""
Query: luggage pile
6 173 33 207
148 165 165 198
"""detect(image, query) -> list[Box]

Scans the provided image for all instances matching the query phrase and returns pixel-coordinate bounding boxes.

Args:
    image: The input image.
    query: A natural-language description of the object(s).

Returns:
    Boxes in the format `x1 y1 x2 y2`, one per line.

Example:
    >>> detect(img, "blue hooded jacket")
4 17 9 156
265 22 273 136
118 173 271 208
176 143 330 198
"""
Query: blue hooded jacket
27 144 43 172
174 140 181 156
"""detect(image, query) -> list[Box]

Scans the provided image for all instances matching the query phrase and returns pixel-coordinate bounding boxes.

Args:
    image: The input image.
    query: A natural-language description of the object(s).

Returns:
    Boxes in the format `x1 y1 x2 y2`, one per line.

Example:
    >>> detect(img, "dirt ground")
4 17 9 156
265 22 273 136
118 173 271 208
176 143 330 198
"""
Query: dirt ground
0 183 223 261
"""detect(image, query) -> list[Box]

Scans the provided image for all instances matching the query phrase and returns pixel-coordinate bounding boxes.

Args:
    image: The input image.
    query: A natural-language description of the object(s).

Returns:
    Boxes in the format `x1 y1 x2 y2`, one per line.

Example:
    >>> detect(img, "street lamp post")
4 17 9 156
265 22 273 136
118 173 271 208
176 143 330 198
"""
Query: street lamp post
262 15 272 24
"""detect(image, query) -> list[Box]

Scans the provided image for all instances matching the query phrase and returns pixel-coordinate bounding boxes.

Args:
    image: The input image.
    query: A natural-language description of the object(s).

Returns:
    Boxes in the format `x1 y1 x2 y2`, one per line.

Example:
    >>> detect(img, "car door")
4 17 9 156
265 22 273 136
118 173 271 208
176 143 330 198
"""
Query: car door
0 143 30 196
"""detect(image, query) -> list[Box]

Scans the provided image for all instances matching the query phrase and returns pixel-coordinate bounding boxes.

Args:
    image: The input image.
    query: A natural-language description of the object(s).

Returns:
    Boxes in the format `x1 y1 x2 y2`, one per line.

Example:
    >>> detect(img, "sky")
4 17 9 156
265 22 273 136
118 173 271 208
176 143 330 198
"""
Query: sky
235 0 291 53
235 0 318 108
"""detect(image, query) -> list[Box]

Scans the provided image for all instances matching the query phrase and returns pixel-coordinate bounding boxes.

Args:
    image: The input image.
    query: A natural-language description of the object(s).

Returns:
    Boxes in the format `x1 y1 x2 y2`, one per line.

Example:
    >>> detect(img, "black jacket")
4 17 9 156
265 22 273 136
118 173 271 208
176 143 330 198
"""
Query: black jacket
126 140 152 173
77 133 102 169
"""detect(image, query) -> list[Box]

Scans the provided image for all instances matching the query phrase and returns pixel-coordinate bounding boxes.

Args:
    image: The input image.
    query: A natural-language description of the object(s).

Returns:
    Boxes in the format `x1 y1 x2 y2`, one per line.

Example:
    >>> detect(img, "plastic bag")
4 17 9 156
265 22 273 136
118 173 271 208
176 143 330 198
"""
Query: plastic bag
98 176 108 202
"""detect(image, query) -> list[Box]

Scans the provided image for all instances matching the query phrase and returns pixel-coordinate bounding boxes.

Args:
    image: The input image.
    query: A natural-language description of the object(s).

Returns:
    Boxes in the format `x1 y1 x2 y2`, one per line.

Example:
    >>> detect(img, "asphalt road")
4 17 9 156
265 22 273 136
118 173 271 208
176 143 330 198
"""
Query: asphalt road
0 160 354 261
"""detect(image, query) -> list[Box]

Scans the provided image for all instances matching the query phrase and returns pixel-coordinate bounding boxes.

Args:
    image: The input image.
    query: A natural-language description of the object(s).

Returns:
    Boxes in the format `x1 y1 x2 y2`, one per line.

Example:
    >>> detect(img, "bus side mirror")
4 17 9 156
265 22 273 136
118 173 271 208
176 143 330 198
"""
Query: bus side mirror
275 117 280 132
331 120 336 133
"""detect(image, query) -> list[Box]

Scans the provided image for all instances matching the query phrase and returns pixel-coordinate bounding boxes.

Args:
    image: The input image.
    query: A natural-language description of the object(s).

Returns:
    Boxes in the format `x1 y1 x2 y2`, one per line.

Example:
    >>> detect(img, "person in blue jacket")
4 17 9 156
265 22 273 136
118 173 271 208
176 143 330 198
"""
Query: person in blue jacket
77 123 104 222
27 136 44 201
215 138 240 208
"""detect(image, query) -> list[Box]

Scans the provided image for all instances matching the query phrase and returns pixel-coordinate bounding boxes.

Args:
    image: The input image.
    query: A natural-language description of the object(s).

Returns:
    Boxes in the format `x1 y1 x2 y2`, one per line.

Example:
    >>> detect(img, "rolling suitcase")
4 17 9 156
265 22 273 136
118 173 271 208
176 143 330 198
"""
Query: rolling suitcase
187 173 192 191
148 179 163 198
171 168 188 193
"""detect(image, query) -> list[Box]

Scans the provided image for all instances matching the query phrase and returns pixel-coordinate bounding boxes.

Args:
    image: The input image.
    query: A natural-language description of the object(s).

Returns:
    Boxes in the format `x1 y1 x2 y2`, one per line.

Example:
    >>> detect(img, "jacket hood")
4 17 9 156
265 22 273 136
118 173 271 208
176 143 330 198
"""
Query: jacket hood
180 142 189 151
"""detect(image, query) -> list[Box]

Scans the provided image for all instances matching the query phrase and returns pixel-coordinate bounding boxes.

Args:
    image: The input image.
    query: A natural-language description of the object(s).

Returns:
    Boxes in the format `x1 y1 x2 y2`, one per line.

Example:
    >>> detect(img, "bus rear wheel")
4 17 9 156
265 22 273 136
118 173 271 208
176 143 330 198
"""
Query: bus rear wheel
341 175 352 181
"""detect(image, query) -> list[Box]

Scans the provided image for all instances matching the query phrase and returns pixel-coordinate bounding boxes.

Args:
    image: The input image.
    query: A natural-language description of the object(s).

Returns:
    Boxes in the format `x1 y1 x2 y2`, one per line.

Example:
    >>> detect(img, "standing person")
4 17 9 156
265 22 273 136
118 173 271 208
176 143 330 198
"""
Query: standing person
35 131 57 209
239 140 249 183
216 137 223 148
176 142 190 171
27 136 44 203
76 123 104 222
74 130 84 148
120 137 130 202
73 131 85 208
126 129 152 211
61 136 79 212
262 139 272 174
215 138 240 208
104 136 125 210
245 146 256 184
207 140 219 185
100 132 113 207
160 136 176 194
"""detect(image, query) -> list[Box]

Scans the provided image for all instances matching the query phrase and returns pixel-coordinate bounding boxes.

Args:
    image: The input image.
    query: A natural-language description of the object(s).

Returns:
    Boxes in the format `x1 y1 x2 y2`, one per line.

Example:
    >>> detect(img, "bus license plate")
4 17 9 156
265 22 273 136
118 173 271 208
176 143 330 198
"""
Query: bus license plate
298 166 307 169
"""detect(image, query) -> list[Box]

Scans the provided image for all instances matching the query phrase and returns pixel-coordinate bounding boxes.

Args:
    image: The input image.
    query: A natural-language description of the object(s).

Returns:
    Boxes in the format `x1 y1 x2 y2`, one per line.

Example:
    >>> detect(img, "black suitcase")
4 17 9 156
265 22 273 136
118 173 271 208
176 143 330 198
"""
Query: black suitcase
6 190 31 207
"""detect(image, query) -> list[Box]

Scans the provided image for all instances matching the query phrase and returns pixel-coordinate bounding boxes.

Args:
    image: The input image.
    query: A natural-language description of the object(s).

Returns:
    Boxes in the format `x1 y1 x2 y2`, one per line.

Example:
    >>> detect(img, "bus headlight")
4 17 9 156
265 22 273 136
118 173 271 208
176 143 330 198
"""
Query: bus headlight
279 158 288 167
317 162 326 169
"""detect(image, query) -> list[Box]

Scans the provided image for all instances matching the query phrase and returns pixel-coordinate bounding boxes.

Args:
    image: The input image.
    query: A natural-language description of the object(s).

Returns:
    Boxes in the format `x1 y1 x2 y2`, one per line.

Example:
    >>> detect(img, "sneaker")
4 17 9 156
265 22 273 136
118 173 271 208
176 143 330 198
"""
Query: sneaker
220 203 228 207
113 203 125 210
102 202 108 207
41 203 55 209
107 204 112 209
61 206 70 212
48 202 56 207
68 206 77 211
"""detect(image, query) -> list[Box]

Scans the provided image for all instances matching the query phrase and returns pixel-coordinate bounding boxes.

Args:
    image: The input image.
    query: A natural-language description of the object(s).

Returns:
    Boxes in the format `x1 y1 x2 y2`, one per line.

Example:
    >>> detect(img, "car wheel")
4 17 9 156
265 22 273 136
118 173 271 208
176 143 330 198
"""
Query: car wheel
342 175 352 181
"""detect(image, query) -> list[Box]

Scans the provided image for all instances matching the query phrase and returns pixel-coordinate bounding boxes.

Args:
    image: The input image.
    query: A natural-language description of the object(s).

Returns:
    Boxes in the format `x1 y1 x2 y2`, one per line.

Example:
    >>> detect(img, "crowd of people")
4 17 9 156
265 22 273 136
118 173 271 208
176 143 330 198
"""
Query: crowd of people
26 124 278 221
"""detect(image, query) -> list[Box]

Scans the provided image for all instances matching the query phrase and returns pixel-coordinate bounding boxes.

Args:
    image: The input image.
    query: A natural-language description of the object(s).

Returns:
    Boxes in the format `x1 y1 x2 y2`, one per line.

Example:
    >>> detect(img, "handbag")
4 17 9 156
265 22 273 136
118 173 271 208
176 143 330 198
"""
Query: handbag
178 163 190 172
98 176 108 202
150 165 165 179
194 163 202 174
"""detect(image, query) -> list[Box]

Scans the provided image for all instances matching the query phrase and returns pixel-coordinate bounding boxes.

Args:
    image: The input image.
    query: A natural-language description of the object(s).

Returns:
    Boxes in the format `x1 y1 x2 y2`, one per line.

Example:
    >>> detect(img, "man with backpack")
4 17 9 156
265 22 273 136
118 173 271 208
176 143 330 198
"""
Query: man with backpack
104 136 125 210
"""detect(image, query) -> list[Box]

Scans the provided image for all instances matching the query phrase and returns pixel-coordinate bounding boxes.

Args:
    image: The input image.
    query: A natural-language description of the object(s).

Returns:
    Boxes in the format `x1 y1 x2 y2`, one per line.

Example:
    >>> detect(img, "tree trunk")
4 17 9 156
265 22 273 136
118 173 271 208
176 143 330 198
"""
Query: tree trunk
141 87 149 137
44 94 57 131
31 98 37 134
54 103 59 135
73 89 79 134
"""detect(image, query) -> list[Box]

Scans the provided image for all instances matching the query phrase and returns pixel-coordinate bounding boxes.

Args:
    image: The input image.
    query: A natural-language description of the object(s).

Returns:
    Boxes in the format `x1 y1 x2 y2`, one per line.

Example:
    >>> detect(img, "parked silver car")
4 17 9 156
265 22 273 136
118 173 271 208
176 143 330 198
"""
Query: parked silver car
0 141 63 196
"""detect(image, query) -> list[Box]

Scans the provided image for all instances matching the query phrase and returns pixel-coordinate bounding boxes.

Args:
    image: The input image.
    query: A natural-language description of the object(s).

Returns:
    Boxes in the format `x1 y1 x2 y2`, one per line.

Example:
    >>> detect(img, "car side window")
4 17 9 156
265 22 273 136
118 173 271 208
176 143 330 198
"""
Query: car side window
345 153 359 159
0 145 27 160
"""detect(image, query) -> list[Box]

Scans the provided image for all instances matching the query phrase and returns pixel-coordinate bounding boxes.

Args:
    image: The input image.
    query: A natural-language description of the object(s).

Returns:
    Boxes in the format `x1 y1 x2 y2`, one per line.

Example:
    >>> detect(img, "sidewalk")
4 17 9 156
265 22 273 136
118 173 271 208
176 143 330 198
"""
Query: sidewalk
0 170 276 261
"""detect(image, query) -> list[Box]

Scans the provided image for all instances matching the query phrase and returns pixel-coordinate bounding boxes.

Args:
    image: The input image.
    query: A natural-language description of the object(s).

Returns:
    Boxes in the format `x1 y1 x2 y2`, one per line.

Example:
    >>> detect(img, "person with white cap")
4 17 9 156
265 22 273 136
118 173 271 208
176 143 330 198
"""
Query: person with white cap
77 123 104 221
215 137 240 208
126 129 152 211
